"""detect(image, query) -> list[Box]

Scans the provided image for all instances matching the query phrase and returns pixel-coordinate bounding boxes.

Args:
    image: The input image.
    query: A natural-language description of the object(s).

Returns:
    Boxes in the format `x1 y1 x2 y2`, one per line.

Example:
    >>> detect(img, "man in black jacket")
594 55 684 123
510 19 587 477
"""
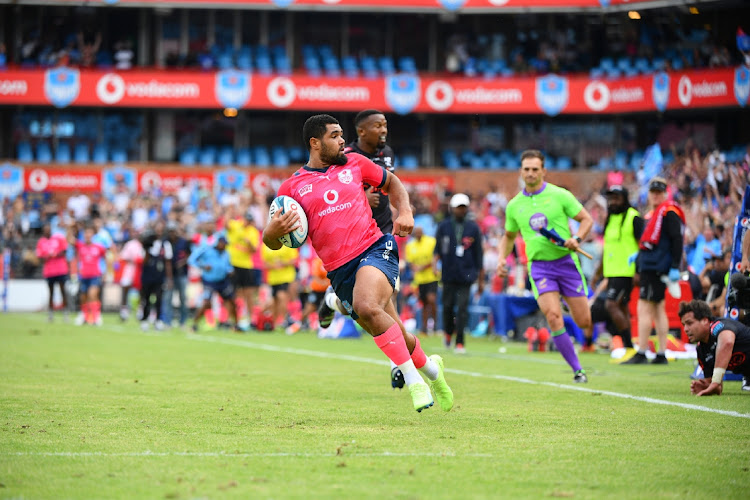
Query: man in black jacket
434 193 484 354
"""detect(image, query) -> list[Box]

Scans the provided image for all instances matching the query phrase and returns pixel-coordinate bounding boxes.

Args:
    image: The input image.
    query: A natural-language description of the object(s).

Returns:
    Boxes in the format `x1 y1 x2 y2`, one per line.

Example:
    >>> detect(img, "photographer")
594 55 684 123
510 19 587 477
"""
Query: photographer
698 250 731 315
679 299 750 395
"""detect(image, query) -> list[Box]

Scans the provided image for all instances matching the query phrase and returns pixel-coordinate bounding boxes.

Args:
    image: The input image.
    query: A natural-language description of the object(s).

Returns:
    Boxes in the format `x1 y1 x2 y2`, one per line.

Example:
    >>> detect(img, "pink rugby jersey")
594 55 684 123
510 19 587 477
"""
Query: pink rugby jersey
277 153 387 271
76 241 106 279
36 234 69 278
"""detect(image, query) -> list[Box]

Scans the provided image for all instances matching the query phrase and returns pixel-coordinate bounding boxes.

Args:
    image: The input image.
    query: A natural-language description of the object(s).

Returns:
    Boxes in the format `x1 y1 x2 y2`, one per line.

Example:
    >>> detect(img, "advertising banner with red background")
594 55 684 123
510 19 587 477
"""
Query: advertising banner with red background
0 67 746 115
3 164 455 197
28 0 671 11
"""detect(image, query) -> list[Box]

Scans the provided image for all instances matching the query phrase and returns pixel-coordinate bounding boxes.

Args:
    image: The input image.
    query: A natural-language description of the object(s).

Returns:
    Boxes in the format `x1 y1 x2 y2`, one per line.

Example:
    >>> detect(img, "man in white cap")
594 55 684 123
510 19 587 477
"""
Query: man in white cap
433 193 484 353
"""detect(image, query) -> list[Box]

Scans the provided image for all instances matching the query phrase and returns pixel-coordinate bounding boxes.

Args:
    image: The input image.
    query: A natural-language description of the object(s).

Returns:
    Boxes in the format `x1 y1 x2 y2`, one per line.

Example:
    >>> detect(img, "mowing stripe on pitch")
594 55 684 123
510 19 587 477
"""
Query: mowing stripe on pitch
18 314 750 420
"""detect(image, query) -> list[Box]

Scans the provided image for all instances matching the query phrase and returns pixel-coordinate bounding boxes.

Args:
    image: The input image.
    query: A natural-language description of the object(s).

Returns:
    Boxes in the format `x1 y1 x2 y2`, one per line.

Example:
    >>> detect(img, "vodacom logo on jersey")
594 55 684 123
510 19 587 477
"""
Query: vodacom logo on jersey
319 189 352 217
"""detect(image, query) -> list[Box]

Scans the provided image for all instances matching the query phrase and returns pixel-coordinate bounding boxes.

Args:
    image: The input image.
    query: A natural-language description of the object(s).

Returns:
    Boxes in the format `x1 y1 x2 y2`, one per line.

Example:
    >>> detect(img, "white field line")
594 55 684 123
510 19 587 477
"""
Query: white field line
16 314 750 420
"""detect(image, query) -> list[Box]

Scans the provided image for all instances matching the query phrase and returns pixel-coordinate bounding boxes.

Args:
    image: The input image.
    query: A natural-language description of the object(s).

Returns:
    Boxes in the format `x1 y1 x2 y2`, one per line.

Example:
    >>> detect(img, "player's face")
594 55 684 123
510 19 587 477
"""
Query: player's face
84 228 94 243
520 158 545 190
320 124 347 166
681 312 709 343
359 114 387 149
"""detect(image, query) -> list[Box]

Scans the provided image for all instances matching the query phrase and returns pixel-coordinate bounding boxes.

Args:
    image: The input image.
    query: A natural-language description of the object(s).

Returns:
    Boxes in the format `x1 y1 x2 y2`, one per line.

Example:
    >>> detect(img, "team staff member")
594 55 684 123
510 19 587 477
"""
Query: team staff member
264 114 453 413
624 177 685 365
188 236 240 332
591 185 644 361
497 150 593 383
227 208 261 329
434 194 484 354
679 299 750 395
405 226 439 337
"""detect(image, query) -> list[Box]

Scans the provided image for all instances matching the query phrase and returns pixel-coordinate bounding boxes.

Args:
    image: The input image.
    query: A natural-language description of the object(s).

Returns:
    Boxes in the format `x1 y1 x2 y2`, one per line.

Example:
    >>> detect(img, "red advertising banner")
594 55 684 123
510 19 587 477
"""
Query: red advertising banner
26 0 667 11
24 167 102 193
137 168 215 193
0 67 746 114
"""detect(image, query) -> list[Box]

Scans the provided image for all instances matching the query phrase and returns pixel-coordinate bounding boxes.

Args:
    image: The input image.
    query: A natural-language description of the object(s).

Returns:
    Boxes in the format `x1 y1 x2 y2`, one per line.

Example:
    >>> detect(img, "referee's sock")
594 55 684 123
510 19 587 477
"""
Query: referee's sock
551 328 582 372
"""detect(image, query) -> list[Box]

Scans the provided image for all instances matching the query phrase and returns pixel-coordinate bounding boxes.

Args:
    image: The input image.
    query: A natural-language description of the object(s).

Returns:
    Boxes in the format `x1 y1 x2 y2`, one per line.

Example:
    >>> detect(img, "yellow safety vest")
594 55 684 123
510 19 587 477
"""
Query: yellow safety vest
603 207 639 278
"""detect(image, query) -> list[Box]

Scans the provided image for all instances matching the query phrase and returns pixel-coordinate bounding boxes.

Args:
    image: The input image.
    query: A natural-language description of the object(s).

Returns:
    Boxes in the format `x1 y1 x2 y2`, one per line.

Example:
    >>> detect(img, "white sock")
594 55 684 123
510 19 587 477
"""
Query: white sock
325 292 346 314
418 357 440 381
397 359 424 386
390 360 398 370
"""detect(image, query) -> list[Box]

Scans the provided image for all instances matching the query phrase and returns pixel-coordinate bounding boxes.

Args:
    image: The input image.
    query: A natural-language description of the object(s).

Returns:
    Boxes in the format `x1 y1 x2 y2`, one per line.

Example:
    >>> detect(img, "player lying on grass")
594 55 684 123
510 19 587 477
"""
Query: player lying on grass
262 113 453 413
679 299 750 396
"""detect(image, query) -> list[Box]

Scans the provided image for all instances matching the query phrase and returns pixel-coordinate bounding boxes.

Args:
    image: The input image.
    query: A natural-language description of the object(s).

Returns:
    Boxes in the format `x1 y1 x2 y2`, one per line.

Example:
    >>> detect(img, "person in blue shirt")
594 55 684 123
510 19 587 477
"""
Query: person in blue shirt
433 193 484 354
188 235 240 332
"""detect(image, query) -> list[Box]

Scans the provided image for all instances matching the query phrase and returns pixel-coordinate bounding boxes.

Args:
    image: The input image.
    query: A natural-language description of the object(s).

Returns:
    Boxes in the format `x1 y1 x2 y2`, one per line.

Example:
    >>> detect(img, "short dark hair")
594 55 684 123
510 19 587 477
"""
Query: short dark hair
302 114 340 151
520 149 545 167
677 299 712 320
354 109 383 127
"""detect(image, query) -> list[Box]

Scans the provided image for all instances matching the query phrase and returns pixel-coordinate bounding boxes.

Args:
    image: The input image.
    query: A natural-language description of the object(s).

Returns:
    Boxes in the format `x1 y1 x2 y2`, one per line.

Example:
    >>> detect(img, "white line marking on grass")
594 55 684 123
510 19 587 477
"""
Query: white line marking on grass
7 451 493 458
16 314 750 420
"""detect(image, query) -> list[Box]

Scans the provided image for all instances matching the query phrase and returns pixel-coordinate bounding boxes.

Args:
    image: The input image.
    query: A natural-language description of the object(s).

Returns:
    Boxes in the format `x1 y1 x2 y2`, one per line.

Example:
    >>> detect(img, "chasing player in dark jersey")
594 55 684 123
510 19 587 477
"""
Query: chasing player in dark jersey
679 299 750 396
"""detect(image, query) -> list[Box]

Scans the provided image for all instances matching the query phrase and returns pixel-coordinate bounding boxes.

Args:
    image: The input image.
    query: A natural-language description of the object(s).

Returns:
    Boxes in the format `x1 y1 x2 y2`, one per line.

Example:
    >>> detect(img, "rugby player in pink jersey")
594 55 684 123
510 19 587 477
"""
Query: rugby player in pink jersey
36 223 69 322
74 226 107 326
263 114 453 413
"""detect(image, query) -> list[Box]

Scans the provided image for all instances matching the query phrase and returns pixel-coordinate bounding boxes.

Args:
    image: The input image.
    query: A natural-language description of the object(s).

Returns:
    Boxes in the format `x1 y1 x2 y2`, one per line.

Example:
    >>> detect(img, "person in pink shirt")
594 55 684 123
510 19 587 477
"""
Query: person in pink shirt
36 223 69 322
263 114 453 414
74 226 107 326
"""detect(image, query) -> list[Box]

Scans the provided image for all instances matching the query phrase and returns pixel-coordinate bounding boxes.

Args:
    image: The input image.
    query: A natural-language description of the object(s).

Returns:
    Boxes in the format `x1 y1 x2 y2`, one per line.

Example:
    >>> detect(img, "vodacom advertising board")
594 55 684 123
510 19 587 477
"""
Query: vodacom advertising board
0 67 746 114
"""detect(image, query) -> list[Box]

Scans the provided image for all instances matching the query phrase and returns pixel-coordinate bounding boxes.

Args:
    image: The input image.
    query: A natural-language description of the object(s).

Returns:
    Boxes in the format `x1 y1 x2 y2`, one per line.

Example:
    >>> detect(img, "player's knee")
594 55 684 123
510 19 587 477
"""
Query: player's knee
353 299 379 323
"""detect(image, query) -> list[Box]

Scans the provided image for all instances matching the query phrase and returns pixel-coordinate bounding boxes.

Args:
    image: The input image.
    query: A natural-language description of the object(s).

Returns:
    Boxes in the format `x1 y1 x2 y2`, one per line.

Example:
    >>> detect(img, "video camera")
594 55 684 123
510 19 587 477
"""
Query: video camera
727 272 750 325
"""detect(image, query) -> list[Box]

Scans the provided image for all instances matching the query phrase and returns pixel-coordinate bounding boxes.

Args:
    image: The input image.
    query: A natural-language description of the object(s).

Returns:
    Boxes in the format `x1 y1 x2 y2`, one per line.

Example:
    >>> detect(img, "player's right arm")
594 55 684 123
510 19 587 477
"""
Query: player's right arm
262 210 299 251
496 230 518 278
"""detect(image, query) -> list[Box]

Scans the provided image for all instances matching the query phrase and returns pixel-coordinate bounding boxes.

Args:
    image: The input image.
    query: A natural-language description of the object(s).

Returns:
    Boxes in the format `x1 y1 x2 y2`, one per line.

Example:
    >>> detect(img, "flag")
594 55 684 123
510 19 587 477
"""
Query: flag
642 143 663 180
737 27 750 53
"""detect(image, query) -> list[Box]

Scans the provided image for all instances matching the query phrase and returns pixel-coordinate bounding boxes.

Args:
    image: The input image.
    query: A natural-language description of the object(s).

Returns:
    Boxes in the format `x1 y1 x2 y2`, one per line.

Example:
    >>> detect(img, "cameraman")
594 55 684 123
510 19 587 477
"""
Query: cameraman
679 299 750 395
698 250 731 315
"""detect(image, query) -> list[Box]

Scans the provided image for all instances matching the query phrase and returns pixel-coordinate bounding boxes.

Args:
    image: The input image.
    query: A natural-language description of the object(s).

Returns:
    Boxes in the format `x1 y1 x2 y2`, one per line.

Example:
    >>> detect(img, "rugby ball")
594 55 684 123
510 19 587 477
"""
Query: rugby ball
269 195 308 248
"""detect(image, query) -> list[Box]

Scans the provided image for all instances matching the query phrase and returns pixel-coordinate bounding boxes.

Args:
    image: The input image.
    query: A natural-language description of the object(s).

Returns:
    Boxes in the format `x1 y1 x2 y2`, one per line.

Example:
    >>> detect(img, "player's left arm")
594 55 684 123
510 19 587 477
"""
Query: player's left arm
379 171 413 237
697 329 736 396
564 207 594 251
740 230 750 274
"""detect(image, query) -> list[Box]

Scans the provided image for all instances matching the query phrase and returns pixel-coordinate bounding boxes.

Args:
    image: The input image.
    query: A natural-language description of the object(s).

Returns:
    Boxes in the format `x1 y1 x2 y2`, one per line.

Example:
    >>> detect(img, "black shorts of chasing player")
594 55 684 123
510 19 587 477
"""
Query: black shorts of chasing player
271 283 290 296
233 267 260 288
46 274 68 286
639 270 667 303
307 290 326 308
418 281 439 303
605 277 633 304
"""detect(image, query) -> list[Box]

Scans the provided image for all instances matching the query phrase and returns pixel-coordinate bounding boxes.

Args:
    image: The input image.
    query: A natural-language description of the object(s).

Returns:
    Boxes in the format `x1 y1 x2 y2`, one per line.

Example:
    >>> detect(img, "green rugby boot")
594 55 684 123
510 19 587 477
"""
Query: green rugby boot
427 354 454 412
408 381 434 413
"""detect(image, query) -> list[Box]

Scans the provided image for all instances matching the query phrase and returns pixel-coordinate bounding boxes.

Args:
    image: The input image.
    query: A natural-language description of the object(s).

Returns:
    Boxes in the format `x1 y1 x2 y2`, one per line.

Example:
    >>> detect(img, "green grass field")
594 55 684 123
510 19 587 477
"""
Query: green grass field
1 313 749 499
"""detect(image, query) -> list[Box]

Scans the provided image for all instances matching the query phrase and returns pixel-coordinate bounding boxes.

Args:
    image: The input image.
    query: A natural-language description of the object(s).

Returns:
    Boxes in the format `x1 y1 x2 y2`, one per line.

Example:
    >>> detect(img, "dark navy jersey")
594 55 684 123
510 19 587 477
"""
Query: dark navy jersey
345 141 395 234
697 317 750 377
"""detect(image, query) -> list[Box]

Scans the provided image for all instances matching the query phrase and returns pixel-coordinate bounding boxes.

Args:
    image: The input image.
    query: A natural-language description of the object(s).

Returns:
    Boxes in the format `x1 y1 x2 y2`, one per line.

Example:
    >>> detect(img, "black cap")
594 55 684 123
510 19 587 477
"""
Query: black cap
606 185 627 196
648 178 667 192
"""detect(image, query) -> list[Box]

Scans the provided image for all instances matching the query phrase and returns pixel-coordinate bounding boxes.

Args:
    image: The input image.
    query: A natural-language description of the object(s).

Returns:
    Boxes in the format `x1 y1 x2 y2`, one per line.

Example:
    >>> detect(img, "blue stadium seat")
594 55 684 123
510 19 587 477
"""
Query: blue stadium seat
179 148 197 166
253 146 271 167
441 149 460 170
74 143 89 164
236 53 253 71
111 148 128 164
17 142 33 162
256 55 273 76
274 55 292 75
236 147 252 167
323 59 341 77
199 147 216 166
36 142 52 164
342 56 359 78
398 56 417 74
634 57 651 74
217 147 234 166
217 53 234 70
400 154 419 170
271 146 289 168
360 56 379 78
378 56 395 75
287 146 306 164
92 144 108 164
599 57 614 72
556 157 572 170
